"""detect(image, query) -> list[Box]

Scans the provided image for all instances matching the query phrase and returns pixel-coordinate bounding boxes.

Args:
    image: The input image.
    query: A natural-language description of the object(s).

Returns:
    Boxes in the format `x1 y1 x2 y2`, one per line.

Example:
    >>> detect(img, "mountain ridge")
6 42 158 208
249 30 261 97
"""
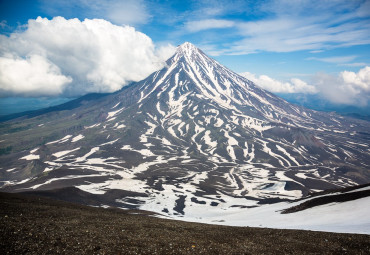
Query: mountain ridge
0 42 369 227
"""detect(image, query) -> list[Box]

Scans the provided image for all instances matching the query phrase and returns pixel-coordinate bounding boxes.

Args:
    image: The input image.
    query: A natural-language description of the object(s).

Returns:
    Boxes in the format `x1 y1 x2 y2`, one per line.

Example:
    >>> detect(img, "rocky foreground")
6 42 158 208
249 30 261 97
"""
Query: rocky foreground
0 192 369 254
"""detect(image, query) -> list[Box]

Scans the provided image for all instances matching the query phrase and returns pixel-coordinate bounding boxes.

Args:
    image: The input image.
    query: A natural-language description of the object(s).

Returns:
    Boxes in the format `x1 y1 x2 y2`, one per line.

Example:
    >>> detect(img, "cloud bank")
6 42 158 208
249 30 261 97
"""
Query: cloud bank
0 54 72 97
314 66 370 106
240 72 317 94
0 17 175 97
241 66 370 106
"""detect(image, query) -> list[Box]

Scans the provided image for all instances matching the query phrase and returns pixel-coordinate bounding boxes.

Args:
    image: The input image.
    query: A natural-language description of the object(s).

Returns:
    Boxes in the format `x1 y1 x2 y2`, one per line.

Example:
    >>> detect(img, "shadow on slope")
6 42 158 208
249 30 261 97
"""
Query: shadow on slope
20 186 148 210
282 183 370 214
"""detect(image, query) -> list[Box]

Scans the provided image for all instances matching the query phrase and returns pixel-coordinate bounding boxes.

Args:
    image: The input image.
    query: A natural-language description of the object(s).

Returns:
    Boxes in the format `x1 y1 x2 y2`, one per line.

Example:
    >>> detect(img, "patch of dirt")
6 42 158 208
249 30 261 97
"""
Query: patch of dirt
1 192 369 254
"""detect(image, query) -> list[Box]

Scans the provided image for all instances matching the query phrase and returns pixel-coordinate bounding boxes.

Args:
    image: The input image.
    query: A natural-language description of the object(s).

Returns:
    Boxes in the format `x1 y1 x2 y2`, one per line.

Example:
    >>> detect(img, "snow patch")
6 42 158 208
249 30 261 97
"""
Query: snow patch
71 134 84 143
46 135 72 145
20 154 40 160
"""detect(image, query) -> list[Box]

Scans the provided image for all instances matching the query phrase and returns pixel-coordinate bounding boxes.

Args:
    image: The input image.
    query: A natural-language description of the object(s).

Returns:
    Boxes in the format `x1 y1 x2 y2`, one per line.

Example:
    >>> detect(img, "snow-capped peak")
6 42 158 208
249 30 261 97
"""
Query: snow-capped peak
176 42 201 58
177 41 197 51
2 40 369 235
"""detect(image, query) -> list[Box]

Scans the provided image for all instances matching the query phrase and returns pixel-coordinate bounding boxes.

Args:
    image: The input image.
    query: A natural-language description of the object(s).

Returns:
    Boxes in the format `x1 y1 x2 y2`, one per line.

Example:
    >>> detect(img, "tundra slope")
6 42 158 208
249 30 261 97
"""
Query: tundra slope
0 43 369 226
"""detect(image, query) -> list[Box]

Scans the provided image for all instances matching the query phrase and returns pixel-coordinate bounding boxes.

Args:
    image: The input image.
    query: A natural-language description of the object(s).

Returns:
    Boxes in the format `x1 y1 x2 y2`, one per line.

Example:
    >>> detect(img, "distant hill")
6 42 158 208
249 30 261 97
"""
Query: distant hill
276 93 370 121
0 93 111 122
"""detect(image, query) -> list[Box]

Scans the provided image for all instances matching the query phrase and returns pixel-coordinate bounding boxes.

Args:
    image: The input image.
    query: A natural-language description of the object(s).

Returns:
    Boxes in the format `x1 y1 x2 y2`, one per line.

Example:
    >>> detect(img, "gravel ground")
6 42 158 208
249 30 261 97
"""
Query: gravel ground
1 192 369 254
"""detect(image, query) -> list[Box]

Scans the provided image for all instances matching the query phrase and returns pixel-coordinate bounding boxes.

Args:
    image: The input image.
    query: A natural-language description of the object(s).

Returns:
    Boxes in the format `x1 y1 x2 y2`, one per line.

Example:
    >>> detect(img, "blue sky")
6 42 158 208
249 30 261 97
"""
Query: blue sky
0 0 370 115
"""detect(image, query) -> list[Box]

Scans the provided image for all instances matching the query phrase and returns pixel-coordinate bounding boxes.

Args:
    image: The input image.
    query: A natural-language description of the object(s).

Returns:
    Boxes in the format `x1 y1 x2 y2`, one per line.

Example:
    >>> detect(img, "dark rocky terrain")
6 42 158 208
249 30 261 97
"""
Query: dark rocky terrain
282 183 370 214
1 192 369 254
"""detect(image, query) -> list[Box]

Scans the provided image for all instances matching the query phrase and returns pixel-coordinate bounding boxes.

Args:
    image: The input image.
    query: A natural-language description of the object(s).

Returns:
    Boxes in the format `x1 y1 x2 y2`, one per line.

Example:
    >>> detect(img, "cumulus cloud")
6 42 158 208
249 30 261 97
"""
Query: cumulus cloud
0 17 175 97
314 66 370 106
184 19 235 33
240 72 317 94
242 66 370 106
341 67 370 91
0 54 72 97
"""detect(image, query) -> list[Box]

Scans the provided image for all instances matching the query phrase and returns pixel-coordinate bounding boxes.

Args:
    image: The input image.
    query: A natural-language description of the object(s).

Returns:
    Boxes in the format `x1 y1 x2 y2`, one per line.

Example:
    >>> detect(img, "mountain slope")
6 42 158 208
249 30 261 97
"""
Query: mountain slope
3 192 370 254
0 42 369 220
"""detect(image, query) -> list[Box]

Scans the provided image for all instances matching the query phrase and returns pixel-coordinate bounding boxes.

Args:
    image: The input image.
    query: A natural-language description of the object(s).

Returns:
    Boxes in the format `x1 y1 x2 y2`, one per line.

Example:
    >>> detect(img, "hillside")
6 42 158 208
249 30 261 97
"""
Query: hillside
1 42 369 233
1 192 369 254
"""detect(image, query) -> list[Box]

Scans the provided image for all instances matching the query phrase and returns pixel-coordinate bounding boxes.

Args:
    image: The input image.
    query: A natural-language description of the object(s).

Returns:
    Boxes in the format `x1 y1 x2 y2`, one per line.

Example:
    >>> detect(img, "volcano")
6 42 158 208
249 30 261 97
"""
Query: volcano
0 43 369 229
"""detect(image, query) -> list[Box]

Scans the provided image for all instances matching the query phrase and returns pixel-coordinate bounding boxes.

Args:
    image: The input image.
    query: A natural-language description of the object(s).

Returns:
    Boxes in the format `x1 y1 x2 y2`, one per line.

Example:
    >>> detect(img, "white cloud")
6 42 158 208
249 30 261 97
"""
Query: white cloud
184 19 235 33
313 67 370 106
340 62 368 67
0 17 175 97
0 20 8 29
242 66 370 106
341 67 370 92
240 72 317 94
356 0 370 18
307 56 358 64
40 0 150 26
0 54 72 97
102 0 151 26
222 1 370 54
232 17 370 54
155 43 177 62
190 0 251 18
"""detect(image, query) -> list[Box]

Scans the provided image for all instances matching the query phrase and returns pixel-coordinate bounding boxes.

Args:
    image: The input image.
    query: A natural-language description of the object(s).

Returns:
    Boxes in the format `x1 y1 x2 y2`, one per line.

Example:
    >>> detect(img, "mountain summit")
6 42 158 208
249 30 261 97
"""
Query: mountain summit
177 41 199 55
1 42 369 218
